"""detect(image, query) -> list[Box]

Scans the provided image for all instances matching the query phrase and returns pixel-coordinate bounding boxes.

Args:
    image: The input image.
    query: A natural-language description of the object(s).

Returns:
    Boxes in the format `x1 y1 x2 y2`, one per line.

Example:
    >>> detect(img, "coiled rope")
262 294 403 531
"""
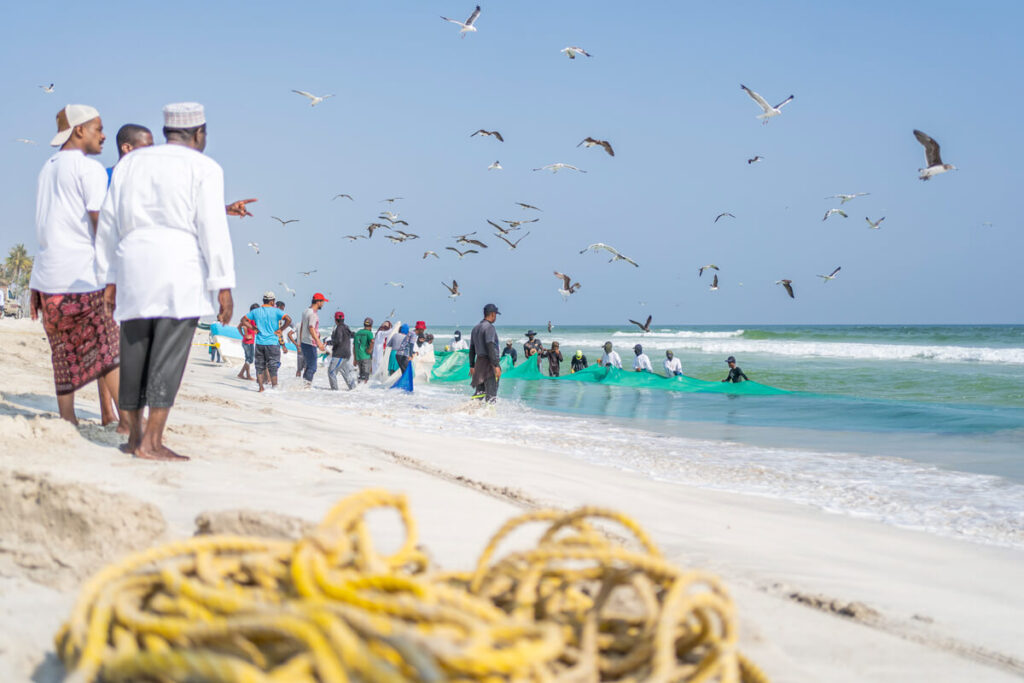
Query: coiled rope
56 489 769 682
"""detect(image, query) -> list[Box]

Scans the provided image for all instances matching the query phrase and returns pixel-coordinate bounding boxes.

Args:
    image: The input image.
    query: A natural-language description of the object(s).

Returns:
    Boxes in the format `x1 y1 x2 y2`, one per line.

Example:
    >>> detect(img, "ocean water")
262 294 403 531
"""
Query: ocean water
275 324 1024 549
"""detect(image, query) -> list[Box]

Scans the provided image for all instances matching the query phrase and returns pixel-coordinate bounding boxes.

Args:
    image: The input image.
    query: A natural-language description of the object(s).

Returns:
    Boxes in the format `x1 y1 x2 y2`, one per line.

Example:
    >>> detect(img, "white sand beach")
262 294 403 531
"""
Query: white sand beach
1 317 1022 682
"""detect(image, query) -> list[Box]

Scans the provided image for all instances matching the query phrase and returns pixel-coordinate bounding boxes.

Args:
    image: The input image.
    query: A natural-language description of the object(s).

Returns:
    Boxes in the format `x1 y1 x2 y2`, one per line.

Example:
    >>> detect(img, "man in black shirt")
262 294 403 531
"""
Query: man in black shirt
571 350 588 373
542 341 563 376
721 355 749 383
523 330 543 366
327 311 356 390
501 339 518 365
469 303 502 402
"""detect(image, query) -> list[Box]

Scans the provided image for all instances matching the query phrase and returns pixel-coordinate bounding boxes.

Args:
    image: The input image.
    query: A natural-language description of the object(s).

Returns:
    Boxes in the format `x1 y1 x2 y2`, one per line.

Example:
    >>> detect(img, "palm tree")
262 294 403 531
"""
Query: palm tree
3 244 33 294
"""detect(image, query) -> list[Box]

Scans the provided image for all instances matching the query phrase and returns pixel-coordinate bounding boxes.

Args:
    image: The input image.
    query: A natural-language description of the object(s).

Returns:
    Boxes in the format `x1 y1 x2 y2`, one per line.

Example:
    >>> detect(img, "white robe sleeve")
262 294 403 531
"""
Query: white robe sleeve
195 165 235 292
94 180 118 285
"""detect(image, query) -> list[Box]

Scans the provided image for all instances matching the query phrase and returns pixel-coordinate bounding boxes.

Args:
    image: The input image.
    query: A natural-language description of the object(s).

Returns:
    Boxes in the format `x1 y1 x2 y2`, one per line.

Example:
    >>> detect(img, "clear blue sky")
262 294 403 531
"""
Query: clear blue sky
3 0 1021 325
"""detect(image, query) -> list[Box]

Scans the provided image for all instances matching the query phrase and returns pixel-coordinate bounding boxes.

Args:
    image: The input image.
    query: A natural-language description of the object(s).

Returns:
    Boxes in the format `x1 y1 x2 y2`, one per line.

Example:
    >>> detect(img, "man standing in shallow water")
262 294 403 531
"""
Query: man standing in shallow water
96 102 235 461
469 303 502 402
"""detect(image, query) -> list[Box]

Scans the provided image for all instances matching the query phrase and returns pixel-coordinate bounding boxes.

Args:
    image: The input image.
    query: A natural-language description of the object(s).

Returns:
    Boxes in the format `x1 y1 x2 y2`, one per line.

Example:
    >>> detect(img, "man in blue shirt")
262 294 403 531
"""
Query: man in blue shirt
247 291 292 392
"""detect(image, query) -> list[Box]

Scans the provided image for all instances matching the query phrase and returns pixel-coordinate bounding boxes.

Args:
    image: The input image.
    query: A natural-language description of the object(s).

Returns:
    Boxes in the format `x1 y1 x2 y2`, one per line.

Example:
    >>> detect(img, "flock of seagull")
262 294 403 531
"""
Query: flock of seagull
17 8 962 328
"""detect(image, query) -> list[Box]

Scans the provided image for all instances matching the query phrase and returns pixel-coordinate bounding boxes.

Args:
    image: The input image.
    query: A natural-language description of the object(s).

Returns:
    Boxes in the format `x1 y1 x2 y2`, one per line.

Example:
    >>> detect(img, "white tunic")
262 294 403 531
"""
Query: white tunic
30 150 108 293
96 144 235 321
600 351 622 369
663 357 684 376
633 353 653 372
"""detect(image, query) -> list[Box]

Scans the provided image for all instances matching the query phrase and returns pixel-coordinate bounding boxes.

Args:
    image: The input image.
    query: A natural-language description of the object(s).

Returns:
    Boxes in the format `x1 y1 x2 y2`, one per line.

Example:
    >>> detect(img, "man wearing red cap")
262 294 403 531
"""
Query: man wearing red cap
299 293 328 384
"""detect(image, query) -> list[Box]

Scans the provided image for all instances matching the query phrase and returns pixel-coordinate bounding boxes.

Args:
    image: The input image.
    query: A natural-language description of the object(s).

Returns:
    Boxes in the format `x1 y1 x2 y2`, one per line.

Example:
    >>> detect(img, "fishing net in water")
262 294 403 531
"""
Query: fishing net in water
431 351 787 395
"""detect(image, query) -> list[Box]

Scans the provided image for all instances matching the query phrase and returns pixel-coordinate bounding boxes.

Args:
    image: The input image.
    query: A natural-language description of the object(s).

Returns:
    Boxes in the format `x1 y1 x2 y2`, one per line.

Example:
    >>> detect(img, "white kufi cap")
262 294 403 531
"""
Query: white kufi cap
50 104 100 147
163 102 206 128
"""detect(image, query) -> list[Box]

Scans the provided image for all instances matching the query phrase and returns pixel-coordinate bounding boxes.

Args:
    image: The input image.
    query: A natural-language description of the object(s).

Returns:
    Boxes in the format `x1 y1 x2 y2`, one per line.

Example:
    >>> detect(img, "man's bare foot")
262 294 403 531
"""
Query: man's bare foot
115 422 130 436
134 444 189 461
258 384 265 392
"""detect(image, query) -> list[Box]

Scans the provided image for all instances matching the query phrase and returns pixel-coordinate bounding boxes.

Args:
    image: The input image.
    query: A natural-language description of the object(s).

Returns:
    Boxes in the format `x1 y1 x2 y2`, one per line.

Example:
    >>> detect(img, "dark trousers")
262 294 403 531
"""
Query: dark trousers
301 343 318 382
119 317 198 410
473 375 499 403
396 355 410 372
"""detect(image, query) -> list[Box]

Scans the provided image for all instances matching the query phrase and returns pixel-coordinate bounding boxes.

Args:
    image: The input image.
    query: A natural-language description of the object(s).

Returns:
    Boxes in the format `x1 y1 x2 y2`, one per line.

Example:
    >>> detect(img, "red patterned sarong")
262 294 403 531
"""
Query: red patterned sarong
39 289 120 395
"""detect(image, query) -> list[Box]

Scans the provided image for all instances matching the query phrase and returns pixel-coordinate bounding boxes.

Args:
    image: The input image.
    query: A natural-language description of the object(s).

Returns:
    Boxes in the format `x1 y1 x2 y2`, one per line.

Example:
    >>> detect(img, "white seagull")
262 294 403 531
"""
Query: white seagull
385 281 405 288
865 217 885 230
560 46 592 59
826 193 870 204
501 218 539 228
740 84 794 124
747 155 763 164
817 267 841 282
446 247 478 259
271 216 300 226
441 280 461 299
914 129 956 180
487 160 502 170
516 202 542 211
533 163 586 173
14 138 36 145
247 242 260 254
775 279 795 299
698 264 718 277
709 274 719 291
39 83 54 93
579 243 639 267
278 282 297 297
298 269 317 276
440 5 481 37
291 90 334 107
471 129 503 142
823 208 848 221
423 251 440 259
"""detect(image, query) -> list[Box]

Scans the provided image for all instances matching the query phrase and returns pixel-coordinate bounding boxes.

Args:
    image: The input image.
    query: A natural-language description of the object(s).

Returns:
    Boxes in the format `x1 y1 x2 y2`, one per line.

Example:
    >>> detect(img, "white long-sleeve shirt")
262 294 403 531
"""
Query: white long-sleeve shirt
96 144 235 321
633 353 653 372
664 356 684 376
600 350 622 369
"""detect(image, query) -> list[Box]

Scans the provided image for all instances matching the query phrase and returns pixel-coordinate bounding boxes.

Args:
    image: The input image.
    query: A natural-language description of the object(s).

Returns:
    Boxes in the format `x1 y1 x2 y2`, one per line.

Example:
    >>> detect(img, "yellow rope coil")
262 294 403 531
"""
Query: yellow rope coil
56 488 769 682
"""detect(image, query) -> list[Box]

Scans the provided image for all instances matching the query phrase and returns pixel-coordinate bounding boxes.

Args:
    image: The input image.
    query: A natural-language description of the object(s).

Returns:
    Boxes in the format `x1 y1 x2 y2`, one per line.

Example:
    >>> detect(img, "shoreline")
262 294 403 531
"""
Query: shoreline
2 318 1023 681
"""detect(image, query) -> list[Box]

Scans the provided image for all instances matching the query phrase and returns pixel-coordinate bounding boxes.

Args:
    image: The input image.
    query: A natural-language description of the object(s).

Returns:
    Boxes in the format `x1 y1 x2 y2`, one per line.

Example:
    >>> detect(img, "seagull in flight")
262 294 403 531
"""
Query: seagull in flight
456 235 488 248
423 251 440 259
747 156 763 164
579 243 639 267
487 160 502 170
441 5 481 37
366 222 389 237
823 208 848 221
533 163 586 173
471 129 504 142
379 197 403 205
332 193 354 201
487 219 513 234
561 46 592 59
501 218 539 228
446 247 478 259
379 214 409 226
826 193 870 204
776 279 795 299
494 231 530 249
554 271 582 299
14 138 36 145
441 280 461 299
709 274 720 292
343 234 368 241
516 202 542 211
578 137 614 157
385 234 410 244
628 315 652 333
740 84 794 124
817 267 841 282
271 216 300 226
698 264 719 277
865 217 885 230
385 281 405 288
39 83 54 93
298 269 317 276
914 129 956 180
291 90 334 107
279 282 296 297
247 242 260 254
714 212 734 223
393 230 420 240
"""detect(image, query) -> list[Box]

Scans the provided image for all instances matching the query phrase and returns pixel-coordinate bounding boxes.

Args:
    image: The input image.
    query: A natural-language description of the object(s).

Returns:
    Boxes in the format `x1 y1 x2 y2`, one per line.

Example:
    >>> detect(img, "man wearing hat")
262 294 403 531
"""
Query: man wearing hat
96 102 236 461
298 293 329 384
30 104 127 432
523 329 543 368
327 311 357 390
353 317 375 383
469 303 502 402
722 356 749 383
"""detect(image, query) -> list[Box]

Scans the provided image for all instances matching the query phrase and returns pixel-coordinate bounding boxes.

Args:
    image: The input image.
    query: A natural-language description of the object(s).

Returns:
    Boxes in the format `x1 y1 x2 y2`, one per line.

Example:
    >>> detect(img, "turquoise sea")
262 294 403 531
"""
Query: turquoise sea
279 323 1024 548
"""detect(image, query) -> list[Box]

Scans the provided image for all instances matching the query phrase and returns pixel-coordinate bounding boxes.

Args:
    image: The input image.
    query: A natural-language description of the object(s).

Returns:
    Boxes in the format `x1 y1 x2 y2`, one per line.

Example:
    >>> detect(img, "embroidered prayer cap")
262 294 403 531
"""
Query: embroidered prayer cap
50 104 100 147
163 102 206 128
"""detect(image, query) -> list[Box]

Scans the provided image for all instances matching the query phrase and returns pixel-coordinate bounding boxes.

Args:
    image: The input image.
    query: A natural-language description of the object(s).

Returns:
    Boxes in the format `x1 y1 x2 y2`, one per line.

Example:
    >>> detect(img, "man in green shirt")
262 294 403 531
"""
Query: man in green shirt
354 317 375 383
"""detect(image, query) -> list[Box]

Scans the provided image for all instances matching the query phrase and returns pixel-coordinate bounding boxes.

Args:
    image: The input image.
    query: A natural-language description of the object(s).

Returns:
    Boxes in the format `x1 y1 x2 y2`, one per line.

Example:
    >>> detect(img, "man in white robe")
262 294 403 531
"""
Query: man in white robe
96 102 234 461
